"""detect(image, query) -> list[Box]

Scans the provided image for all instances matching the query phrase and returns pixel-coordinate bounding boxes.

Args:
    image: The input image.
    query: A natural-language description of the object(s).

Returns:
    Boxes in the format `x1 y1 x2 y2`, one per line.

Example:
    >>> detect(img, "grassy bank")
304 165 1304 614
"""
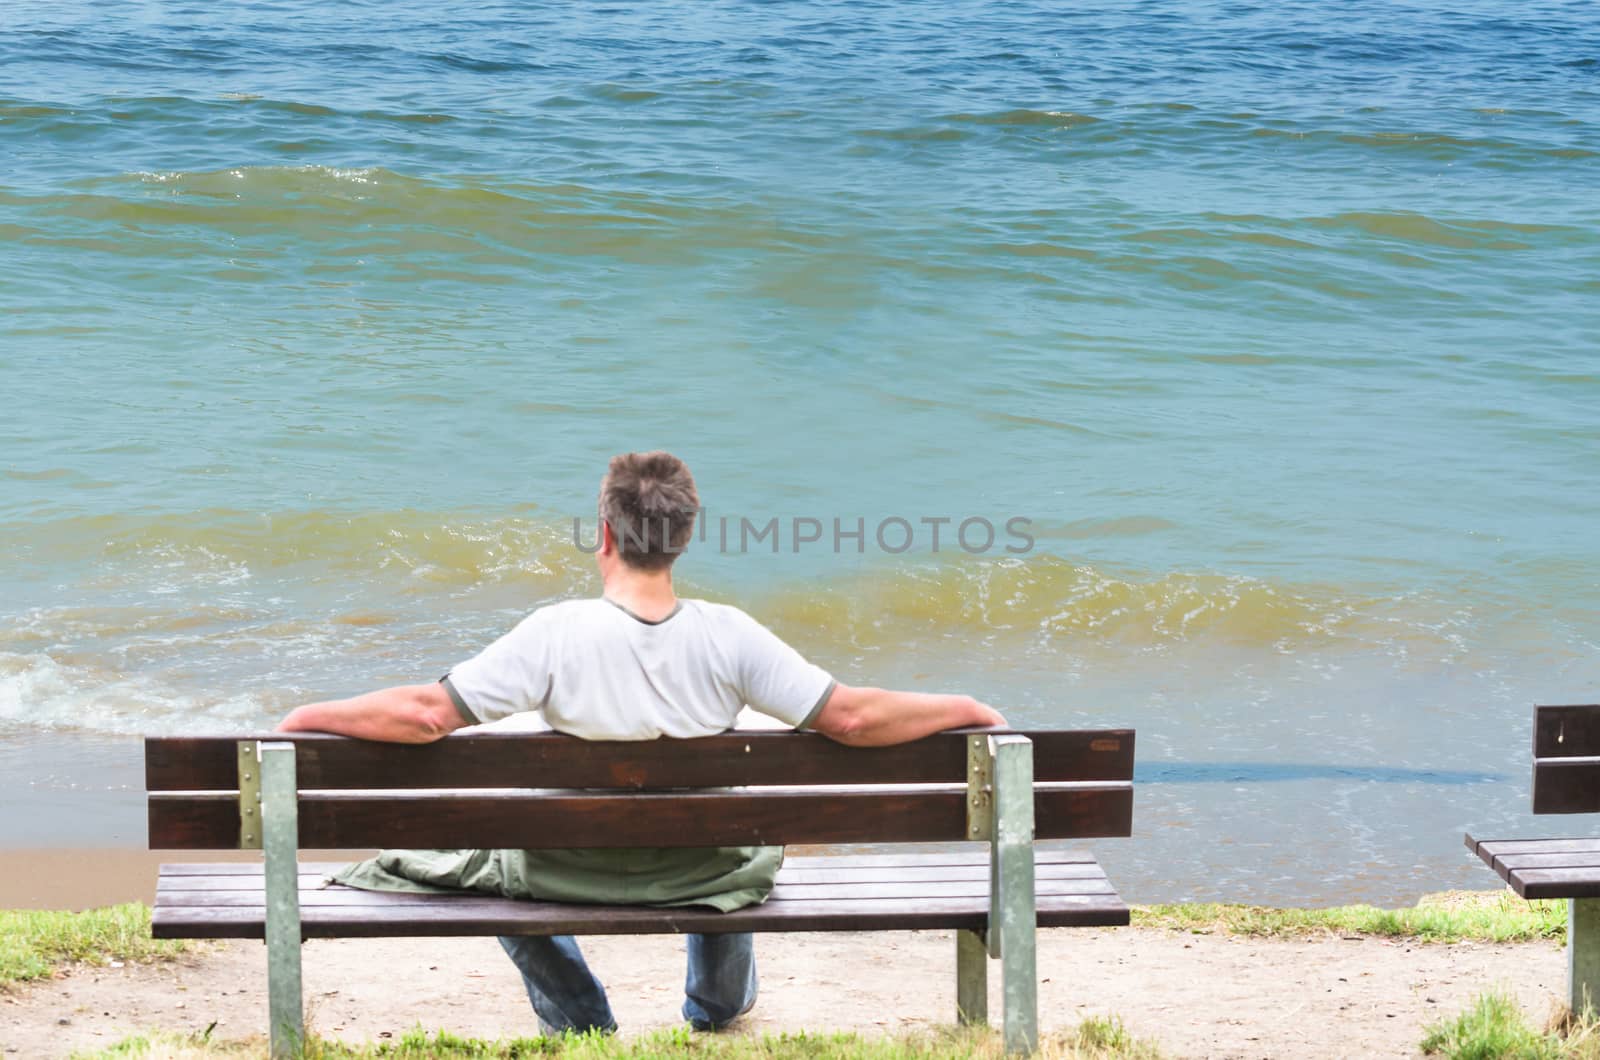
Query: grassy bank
1133 890 1566 943
4 890 1562 988
1421 992 1600 1059
0 904 189 985
78 1023 1162 1060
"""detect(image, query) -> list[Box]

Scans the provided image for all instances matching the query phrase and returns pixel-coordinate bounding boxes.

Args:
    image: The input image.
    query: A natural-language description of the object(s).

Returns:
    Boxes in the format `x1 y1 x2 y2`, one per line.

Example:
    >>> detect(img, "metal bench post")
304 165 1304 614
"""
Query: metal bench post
1574 898 1600 1018
992 734 1037 1055
958 734 993 1027
956 929 988 1025
258 741 304 1058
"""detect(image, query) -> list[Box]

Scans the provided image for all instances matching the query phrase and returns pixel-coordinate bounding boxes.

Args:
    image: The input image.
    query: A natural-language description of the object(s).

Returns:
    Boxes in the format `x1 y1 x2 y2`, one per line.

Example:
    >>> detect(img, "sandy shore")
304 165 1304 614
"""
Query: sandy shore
3 923 1568 1059
0 851 379 912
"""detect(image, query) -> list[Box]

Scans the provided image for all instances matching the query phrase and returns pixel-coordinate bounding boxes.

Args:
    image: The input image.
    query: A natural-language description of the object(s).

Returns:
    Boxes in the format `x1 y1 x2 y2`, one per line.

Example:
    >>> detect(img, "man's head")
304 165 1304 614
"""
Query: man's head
598 451 699 572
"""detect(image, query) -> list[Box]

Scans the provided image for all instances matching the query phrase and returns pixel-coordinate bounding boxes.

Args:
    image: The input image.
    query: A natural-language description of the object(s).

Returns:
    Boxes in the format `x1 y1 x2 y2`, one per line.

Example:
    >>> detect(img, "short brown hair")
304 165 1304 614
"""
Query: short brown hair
599 451 699 571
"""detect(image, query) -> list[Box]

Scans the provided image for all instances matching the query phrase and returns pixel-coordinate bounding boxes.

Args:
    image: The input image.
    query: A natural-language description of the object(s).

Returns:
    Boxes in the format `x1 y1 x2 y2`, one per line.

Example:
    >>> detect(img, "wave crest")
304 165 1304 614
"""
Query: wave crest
754 555 1407 651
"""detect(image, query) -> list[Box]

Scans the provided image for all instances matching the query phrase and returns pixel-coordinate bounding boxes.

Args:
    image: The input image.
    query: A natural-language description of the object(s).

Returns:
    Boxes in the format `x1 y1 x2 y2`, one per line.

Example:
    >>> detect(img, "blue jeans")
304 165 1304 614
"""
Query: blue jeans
497 933 758 1034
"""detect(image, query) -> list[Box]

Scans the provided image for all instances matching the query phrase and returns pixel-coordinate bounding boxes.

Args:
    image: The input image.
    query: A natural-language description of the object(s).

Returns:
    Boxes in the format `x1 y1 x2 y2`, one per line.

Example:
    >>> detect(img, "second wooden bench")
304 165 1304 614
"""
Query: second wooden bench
1466 703 1600 1017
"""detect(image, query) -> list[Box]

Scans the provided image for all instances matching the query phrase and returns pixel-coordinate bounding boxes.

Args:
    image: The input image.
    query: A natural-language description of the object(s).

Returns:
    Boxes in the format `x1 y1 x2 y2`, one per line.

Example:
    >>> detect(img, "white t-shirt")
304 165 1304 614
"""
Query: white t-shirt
442 597 836 739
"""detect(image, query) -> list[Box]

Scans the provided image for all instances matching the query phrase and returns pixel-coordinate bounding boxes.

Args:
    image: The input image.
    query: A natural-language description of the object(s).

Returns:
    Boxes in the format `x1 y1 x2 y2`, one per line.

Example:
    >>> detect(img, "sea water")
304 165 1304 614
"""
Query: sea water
2 0 1598 903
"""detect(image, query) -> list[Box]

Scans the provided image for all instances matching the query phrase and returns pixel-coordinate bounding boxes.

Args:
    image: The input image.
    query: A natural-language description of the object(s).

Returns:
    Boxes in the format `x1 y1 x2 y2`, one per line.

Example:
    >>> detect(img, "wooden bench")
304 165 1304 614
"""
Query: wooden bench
146 727 1136 1056
1466 703 1600 1017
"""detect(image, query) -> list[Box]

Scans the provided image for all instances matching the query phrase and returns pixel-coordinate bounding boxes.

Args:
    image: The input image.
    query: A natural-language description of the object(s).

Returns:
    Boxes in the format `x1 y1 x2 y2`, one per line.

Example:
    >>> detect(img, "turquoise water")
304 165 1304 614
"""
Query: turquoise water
2 0 1598 903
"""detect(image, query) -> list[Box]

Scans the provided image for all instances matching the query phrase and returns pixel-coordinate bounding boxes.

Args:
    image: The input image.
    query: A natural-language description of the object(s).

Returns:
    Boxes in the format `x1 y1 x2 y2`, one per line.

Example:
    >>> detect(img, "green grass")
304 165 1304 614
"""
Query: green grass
0 904 191 985
77 1022 1163 1059
1133 890 1567 943
1421 992 1600 1059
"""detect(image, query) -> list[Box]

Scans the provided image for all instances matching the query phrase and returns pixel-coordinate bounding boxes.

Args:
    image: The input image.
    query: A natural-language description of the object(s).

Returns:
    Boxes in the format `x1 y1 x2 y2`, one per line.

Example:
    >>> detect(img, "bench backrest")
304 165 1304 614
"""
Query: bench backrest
146 728 1135 850
1532 704 1600 815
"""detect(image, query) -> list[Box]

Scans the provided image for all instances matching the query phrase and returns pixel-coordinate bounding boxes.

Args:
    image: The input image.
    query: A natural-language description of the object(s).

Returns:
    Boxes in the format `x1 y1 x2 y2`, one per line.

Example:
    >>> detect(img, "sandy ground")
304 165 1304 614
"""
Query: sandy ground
1 925 1568 1059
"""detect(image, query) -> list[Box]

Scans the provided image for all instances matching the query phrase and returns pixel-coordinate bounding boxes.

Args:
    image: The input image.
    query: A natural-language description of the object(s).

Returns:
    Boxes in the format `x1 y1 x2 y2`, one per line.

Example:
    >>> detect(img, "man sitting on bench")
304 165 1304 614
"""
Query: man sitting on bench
274 450 1005 1035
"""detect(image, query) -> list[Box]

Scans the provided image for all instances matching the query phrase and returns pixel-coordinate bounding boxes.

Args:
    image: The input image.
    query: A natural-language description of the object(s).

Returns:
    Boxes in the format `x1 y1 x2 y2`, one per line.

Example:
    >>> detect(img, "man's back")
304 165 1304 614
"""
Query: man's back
442 598 835 739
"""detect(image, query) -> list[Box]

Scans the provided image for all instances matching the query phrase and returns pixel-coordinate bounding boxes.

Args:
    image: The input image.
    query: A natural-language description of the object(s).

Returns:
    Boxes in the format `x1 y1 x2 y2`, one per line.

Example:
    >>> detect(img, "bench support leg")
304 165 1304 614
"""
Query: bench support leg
260 742 304 1059
1573 898 1600 1019
956 929 988 1025
991 735 1038 1056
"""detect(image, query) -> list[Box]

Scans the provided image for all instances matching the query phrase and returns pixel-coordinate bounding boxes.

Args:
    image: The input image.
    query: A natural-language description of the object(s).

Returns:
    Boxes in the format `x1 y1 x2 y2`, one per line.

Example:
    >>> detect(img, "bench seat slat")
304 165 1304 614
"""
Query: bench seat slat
156 878 1118 907
150 850 1099 875
669 864 1111 885
152 852 1100 878
154 862 1108 892
154 856 1113 903
156 863 355 876
159 871 352 887
780 850 1099 869
1494 856 1600 876
1509 869 1600 901
154 894 1129 939
763 876 1112 899
1466 836 1600 899
152 855 1129 938
1472 838 1600 856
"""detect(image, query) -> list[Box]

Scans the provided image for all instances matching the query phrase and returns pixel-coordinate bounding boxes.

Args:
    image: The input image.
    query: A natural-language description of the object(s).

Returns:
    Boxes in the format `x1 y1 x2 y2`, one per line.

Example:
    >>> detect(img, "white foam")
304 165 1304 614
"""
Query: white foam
0 651 279 736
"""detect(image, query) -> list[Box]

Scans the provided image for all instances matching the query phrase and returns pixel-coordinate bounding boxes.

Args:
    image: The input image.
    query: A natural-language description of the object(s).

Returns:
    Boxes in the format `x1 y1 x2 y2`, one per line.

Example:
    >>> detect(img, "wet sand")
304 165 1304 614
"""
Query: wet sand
0 732 147 849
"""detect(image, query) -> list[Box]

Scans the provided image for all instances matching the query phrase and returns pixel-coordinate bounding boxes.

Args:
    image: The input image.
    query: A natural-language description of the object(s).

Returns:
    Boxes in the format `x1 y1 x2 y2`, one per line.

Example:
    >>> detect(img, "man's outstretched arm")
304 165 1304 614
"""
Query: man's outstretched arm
808 683 1005 747
275 681 467 744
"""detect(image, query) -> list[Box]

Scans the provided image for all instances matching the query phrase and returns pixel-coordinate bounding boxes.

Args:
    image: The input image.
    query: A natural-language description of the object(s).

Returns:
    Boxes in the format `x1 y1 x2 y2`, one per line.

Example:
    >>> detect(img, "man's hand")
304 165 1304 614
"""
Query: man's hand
808 684 1006 747
276 682 467 743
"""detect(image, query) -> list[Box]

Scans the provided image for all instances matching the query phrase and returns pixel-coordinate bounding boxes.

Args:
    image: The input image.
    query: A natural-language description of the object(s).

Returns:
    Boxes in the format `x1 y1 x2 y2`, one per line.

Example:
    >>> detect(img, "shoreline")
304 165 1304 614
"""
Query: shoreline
0 731 148 849
0 849 378 911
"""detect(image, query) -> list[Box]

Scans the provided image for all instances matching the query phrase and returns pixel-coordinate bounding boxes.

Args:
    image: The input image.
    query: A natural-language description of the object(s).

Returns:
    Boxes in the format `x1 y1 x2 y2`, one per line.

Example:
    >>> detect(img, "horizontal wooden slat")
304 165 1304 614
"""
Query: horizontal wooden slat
157 878 1117 907
1534 704 1600 759
1038 784 1133 840
161 874 340 890
158 862 353 876
145 729 1135 792
155 892 1130 938
149 784 1133 849
1509 868 1600 901
1532 757 1600 814
774 877 1112 897
763 863 1107 884
1473 838 1600 857
151 854 1128 939
780 850 1098 869
154 862 1108 891
151 850 1099 875
1493 851 1600 871
1468 837 1600 898
155 849 1084 881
